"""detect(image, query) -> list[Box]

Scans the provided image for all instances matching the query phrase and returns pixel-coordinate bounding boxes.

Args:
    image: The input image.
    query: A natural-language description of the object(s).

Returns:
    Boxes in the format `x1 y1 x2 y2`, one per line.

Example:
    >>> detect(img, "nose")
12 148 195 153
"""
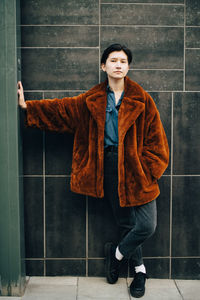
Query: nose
116 61 121 68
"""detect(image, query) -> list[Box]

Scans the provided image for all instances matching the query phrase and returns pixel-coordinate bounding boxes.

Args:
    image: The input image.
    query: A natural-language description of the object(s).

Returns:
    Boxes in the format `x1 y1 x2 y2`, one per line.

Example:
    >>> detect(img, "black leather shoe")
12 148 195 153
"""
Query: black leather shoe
130 272 148 298
104 242 120 284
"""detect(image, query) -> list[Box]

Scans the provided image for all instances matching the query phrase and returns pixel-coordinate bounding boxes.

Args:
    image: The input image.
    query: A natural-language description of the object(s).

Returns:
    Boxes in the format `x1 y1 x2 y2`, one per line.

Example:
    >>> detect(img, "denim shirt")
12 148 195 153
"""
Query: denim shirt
104 86 124 148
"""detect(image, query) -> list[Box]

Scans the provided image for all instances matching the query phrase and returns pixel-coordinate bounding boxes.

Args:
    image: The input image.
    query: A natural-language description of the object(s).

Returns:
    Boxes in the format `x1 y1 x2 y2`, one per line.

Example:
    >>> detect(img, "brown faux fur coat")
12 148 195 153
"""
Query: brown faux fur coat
25 76 169 207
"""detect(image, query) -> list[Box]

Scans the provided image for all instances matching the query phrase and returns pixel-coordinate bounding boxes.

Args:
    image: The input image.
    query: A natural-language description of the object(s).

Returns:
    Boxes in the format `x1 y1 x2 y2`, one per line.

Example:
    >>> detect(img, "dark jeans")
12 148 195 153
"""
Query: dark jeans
104 147 157 266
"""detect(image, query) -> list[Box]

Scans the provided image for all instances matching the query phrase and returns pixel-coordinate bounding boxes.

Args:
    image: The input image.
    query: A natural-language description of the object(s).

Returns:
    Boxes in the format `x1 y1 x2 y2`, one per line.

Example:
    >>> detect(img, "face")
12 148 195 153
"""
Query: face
101 50 129 80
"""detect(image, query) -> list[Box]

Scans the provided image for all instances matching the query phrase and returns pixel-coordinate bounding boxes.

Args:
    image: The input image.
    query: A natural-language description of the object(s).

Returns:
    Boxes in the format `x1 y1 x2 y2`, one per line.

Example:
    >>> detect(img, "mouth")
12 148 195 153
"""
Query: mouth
114 71 122 73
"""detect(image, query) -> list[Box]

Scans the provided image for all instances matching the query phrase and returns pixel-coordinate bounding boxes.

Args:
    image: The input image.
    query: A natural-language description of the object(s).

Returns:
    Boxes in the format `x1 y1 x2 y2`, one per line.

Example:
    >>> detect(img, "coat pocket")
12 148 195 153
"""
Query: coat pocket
139 156 155 185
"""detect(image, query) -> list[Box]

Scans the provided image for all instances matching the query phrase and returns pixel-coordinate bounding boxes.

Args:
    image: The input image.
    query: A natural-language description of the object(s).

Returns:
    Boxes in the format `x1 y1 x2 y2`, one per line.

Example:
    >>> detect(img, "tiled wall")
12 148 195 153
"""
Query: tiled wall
21 0 200 279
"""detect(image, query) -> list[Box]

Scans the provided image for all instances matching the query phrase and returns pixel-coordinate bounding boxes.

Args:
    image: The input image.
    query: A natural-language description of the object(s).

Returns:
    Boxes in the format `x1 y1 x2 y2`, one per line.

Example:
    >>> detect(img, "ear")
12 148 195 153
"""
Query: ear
101 63 106 72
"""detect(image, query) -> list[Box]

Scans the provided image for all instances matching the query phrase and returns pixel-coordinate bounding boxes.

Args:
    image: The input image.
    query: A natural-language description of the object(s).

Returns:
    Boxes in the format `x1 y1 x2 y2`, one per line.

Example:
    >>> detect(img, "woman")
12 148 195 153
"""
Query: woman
18 44 169 298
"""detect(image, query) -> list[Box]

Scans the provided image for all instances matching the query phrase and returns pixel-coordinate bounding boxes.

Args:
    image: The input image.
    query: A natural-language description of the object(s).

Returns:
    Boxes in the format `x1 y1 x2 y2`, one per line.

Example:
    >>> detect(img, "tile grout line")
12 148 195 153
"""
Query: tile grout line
21 46 200 52
24 89 200 93
185 47 200 50
43 91 46 276
99 0 101 84
20 24 99 27
20 24 185 27
169 92 174 279
23 175 71 177
183 0 186 92
24 174 200 177
100 25 184 28
23 67 184 71
101 3 185 6
20 48 185 53
169 175 200 177
21 46 99 49
24 255 200 259
86 196 89 277
185 25 200 28
26 88 171 94
132 69 184 71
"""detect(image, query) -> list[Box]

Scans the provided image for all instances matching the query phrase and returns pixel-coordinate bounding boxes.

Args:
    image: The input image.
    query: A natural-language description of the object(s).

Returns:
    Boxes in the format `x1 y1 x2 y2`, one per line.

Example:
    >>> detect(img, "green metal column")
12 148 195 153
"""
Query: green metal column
0 0 26 296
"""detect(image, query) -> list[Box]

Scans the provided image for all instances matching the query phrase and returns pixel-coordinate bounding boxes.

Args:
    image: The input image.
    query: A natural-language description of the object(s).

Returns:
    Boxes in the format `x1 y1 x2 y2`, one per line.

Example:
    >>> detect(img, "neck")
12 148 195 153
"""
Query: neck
108 77 125 92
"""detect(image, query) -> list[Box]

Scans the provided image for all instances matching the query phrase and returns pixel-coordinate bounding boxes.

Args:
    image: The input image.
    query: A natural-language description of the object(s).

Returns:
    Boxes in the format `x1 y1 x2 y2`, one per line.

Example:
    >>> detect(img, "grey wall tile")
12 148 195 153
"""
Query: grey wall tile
21 0 99 25
101 4 184 26
24 91 43 100
88 259 128 277
88 259 105 277
149 93 172 126
101 27 184 69
172 177 200 257
173 92 200 174
22 127 43 175
45 177 86 258
45 132 73 175
101 69 183 91
127 70 183 91
143 177 170 257
25 260 44 276
171 258 200 279
186 27 200 48
21 48 99 90
149 92 171 175
21 26 99 47
24 177 44 258
22 92 44 175
185 49 200 91
46 259 86 276
186 0 200 26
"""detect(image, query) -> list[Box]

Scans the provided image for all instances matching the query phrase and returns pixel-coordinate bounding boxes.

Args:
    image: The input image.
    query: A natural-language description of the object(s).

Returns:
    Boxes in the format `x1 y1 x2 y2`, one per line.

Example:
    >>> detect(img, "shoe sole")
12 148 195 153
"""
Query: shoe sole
104 243 118 284
130 288 145 298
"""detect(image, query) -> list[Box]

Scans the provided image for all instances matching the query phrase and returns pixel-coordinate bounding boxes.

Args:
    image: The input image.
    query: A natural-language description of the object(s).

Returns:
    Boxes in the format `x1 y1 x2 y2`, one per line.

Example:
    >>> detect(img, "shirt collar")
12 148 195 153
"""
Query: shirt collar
106 85 113 93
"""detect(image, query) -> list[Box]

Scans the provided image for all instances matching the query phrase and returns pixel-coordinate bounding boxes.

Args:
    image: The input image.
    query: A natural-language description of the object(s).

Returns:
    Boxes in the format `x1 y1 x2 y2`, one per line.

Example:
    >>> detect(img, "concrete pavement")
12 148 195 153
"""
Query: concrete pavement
1 276 199 300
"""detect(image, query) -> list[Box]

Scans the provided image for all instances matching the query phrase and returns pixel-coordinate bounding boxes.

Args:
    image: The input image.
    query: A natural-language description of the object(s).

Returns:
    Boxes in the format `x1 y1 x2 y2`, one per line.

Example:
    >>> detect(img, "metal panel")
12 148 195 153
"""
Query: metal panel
0 0 26 296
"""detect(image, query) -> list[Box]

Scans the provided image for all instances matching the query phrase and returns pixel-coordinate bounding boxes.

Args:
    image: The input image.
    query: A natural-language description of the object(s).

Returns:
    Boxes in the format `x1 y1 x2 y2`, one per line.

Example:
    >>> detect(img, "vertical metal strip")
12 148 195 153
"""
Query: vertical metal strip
99 0 101 84
169 92 174 279
183 0 186 92
86 196 89 276
43 92 46 276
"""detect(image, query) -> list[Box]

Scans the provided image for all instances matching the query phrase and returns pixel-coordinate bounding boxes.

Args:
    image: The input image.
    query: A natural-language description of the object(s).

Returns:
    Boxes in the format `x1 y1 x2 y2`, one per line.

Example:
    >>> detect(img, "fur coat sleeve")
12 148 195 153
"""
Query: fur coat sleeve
25 93 85 133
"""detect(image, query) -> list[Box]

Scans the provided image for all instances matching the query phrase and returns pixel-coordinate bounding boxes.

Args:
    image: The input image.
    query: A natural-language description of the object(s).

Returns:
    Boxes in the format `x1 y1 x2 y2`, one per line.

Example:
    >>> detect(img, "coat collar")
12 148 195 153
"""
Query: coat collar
86 76 146 135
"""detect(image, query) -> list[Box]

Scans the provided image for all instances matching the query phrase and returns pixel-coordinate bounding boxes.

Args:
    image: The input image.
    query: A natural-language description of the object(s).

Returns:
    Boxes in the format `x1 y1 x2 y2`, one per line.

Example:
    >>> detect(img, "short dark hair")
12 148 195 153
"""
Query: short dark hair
101 44 132 65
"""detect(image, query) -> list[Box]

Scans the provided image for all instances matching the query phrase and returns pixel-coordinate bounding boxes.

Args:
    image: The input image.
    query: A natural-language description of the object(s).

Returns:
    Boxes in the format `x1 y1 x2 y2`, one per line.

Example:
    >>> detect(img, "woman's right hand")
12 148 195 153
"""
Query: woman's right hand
17 81 27 109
